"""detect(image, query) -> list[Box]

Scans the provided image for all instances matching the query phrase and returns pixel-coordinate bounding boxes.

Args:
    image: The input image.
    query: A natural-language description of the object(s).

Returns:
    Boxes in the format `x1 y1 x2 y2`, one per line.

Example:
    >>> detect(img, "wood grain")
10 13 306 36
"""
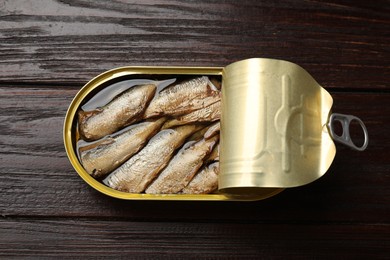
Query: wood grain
0 0 389 258
1 219 389 258
0 0 389 89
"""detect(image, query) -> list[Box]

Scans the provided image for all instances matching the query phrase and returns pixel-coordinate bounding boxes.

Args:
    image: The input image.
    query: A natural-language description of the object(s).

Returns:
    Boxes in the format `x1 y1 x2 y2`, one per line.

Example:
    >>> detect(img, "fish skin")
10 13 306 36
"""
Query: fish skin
204 121 220 139
206 142 219 163
78 84 156 141
103 124 201 193
79 117 166 178
209 78 222 90
181 162 219 194
145 135 219 194
162 101 220 129
186 125 210 142
143 76 220 119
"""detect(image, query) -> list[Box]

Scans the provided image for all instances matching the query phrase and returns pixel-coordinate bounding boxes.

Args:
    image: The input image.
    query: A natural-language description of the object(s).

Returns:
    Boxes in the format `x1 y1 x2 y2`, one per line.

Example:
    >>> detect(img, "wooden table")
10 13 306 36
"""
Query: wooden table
1 0 389 258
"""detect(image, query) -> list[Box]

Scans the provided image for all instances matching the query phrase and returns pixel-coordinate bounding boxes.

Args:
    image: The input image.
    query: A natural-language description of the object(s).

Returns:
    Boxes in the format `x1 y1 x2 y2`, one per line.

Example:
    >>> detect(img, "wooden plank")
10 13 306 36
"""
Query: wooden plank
1 1 388 258
0 0 389 89
0 219 388 258
0 85 389 222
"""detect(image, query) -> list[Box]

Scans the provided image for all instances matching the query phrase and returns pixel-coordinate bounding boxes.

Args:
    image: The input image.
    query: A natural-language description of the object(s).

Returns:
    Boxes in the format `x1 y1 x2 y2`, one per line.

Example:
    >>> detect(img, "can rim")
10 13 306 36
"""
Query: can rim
63 66 284 201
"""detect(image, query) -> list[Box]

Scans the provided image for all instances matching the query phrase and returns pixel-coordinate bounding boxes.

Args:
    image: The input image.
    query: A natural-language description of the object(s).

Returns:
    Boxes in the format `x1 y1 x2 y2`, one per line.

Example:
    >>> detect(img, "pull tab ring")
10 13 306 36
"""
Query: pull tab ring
328 113 369 151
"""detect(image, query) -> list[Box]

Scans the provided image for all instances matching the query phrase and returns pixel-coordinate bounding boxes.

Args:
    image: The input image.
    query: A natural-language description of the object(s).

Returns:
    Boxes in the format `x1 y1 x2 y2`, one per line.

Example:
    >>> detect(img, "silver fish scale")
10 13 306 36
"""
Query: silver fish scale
103 125 199 193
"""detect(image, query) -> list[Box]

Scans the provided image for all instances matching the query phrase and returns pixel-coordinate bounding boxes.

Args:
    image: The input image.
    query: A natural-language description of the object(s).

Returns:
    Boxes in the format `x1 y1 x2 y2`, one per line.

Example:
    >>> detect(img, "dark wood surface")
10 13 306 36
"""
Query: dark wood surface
1 0 389 258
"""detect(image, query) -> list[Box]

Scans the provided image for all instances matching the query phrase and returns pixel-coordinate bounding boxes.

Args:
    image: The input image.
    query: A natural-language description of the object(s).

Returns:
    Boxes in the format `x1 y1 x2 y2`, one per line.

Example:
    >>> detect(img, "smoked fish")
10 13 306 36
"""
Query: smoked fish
181 162 219 194
79 118 165 178
206 142 219 163
162 101 220 129
143 76 220 119
79 84 156 141
103 124 201 193
204 121 220 139
145 135 219 194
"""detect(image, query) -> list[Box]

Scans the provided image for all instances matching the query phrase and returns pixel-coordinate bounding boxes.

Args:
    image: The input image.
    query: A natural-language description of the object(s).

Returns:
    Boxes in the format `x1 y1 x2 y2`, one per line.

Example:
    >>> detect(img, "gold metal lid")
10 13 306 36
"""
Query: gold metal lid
219 58 337 194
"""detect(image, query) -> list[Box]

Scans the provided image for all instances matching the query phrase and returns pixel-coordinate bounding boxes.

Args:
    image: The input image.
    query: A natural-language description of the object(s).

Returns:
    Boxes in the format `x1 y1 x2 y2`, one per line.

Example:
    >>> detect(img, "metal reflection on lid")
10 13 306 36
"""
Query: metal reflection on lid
219 58 367 195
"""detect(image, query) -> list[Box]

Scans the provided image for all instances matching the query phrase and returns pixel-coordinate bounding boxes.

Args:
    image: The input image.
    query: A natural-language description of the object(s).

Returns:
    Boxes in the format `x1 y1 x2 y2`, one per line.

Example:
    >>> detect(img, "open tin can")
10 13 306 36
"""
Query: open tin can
63 58 368 201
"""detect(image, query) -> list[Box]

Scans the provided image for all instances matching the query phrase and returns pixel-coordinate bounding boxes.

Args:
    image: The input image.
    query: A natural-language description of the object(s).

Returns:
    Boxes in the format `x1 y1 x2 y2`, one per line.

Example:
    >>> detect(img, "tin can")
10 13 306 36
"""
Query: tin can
63 58 368 201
